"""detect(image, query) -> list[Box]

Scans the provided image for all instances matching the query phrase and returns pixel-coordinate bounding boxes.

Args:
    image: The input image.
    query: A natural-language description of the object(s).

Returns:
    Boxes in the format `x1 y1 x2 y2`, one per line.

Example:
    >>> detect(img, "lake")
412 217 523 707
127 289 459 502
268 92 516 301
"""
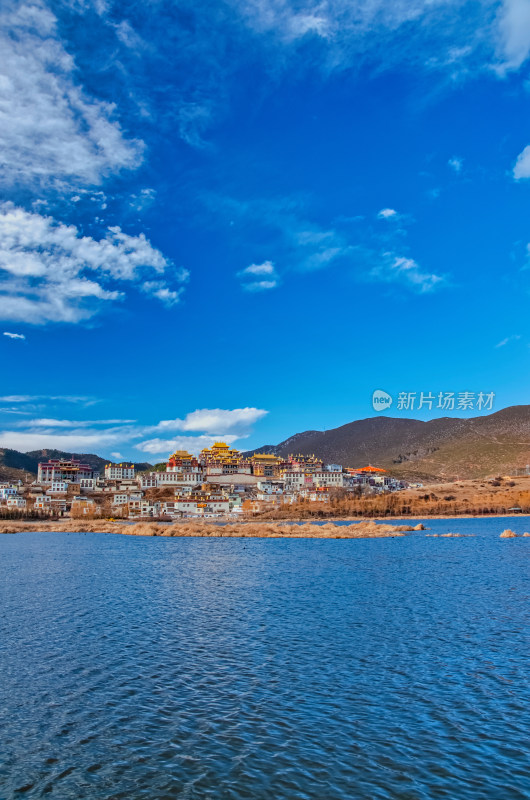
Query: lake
1 517 529 799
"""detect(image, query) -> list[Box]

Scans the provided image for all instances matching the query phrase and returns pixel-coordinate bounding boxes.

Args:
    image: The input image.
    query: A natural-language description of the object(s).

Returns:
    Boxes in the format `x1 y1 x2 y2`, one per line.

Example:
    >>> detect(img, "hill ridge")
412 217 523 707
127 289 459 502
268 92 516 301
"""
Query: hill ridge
244 405 530 480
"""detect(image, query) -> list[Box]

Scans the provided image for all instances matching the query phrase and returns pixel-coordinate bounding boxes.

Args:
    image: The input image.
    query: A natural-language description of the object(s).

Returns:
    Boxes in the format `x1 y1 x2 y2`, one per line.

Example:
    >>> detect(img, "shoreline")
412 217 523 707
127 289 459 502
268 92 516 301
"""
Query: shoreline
0 519 426 538
2 513 529 538
252 511 530 522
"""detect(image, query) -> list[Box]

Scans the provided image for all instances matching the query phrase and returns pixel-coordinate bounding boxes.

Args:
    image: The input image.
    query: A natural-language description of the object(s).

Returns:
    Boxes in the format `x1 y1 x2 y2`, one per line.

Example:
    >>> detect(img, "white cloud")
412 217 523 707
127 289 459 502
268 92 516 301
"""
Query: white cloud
513 144 530 179
236 0 437 42
3 331 25 340
240 261 276 276
135 434 240 456
0 1 143 187
237 260 279 291
233 0 501 76
496 0 530 71
110 451 123 459
212 194 351 282
153 407 268 435
178 103 213 148
448 156 463 173
0 394 96 403
0 205 187 323
129 188 157 212
0 405 269 457
0 429 126 452
12 418 135 427
114 19 146 51
141 280 187 307
0 395 37 402
373 253 445 292
495 334 520 347
243 279 278 291
216 193 441 292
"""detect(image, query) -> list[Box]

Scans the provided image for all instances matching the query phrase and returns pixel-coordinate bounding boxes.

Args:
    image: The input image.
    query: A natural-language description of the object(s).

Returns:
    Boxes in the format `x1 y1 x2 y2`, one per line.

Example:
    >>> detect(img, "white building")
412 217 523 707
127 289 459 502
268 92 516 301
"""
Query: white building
0 487 18 499
140 500 162 517
48 481 69 494
112 492 143 512
256 481 284 494
34 495 52 509
38 458 97 484
173 497 231 516
105 464 136 480
313 471 344 488
282 472 312 492
139 470 202 489
71 496 97 515
7 496 26 509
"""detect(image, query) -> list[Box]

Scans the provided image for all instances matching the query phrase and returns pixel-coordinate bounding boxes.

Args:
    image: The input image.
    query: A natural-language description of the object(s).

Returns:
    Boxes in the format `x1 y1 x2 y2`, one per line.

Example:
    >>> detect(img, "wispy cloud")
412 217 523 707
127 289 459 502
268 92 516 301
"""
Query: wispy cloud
211 192 444 293
208 193 353 280
371 253 445 293
377 208 398 219
237 261 279 291
0 395 98 405
495 334 521 347
178 103 213 149
0 205 187 324
3 331 25 340
495 0 530 72
0 1 143 189
0 430 127 453
141 280 187 307
232 0 509 78
11 418 136 428
0 405 269 457
513 144 530 179
448 156 463 173
135 435 240 456
150 407 268 435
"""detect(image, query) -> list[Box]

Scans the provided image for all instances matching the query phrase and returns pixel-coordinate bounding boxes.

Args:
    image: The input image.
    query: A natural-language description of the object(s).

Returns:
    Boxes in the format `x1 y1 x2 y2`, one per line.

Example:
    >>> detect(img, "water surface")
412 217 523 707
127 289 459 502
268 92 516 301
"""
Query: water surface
1 518 529 799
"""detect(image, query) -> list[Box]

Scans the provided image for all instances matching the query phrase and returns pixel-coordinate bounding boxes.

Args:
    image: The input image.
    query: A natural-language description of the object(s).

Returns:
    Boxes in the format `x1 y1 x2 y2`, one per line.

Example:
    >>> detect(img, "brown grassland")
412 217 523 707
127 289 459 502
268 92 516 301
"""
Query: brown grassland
254 476 530 520
0 519 425 538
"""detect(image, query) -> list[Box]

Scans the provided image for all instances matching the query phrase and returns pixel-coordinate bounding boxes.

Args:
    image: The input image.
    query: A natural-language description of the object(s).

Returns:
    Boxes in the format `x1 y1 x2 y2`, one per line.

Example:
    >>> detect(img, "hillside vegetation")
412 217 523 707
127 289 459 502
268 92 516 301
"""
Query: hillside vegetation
0 448 152 482
246 405 530 481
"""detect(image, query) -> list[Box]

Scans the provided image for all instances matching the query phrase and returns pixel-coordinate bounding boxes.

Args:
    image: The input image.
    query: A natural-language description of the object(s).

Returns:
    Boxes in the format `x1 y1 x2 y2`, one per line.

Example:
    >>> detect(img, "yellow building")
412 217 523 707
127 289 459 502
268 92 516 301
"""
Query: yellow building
167 450 198 468
283 453 323 473
199 442 251 475
250 453 283 477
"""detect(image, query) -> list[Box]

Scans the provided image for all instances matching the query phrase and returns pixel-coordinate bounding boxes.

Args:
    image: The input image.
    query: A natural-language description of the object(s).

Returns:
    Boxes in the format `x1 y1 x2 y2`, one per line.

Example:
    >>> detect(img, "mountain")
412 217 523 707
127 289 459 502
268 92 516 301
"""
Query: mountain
3 406 530 484
0 449 40 482
244 405 530 481
0 449 153 482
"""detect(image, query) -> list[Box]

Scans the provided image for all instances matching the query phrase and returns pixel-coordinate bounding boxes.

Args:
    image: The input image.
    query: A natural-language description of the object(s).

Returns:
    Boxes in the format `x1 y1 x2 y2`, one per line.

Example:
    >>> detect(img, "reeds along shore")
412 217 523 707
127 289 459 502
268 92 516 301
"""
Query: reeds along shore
255 482 530 519
0 520 426 538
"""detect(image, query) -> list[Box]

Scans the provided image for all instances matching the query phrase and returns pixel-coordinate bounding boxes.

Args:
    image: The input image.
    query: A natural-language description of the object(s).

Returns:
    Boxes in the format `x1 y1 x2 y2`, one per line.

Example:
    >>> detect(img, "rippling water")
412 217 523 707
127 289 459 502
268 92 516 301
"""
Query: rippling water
1 518 530 799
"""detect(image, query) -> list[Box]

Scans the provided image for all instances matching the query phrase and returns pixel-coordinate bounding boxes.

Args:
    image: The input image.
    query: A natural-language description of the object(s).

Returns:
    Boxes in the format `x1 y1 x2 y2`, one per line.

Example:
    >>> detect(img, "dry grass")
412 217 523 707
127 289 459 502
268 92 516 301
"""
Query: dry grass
0 519 425 539
254 476 530 520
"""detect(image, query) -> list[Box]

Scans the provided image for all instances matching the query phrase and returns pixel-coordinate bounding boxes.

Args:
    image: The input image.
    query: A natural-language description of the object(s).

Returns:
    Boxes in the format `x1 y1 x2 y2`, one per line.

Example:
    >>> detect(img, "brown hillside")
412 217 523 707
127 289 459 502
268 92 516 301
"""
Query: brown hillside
246 405 530 481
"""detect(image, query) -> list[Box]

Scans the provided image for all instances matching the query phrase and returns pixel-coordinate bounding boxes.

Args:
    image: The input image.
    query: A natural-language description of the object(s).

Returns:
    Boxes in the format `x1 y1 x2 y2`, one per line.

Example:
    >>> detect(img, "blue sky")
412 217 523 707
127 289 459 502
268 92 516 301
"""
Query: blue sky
2 0 530 460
